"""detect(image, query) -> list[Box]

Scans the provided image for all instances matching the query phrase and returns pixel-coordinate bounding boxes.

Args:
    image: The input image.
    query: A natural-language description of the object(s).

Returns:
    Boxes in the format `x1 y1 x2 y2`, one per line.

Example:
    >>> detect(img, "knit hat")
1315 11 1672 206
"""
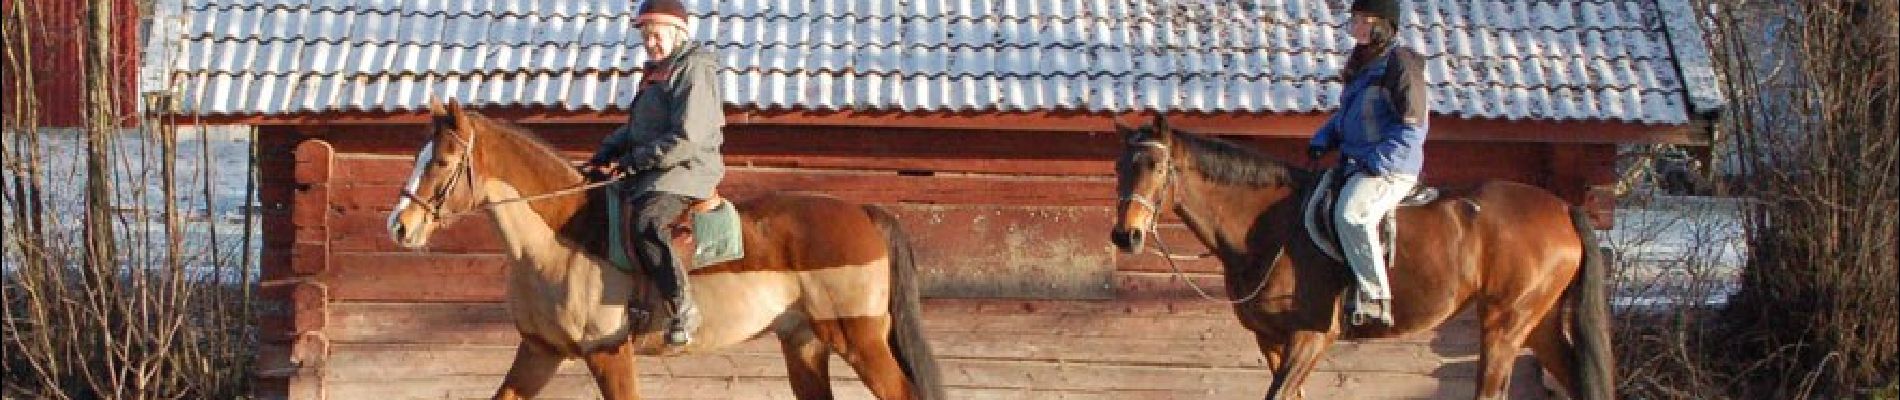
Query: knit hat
635 0 689 30
1350 0 1402 26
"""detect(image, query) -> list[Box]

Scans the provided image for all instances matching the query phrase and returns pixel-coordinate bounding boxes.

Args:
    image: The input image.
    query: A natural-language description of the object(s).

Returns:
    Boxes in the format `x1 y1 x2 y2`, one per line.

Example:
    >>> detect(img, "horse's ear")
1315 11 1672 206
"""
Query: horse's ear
1151 113 1172 139
1112 116 1136 139
428 96 447 117
445 98 476 134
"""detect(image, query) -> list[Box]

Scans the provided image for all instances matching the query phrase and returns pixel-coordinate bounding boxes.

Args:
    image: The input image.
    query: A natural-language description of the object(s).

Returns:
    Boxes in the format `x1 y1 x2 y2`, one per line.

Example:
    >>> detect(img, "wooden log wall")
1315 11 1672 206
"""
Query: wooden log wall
251 122 1609 399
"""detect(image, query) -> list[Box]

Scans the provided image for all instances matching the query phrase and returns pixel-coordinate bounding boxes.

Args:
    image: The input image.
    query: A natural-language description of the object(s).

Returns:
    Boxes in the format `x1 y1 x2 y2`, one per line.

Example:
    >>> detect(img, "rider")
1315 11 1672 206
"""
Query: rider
1306 0 1429 328
583 0 726 346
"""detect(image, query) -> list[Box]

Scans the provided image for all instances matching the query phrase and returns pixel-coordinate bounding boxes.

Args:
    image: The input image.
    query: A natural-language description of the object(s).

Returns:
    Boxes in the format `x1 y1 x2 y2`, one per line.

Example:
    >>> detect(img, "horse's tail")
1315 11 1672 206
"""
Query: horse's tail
862 204 946 400
1569 207 1616 400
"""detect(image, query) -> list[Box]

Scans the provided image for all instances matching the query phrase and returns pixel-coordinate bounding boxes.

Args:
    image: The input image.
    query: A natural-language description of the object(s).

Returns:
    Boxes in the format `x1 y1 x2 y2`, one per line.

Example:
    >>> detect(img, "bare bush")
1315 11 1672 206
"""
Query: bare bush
1606 1 1896 398
1606 193 1750 399
1719 0 1898 397
1610 1 1900 398
2 0 257 398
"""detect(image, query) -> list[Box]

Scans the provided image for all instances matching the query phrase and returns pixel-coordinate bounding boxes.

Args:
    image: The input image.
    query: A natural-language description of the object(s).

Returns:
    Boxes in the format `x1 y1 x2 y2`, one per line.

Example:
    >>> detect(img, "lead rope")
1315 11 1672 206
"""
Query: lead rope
1146 166 1280 305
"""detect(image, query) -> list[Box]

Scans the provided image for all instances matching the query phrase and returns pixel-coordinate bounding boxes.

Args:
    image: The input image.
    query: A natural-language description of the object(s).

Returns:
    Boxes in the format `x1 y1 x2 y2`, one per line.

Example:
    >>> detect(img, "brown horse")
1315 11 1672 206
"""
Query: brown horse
1108 115 1612 400
387 99 944 400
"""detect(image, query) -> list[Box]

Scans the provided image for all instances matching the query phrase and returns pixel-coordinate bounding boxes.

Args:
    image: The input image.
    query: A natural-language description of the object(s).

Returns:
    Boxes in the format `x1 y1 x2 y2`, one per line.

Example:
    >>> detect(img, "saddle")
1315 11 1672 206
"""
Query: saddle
606 191 747 273
1302 167 1440 264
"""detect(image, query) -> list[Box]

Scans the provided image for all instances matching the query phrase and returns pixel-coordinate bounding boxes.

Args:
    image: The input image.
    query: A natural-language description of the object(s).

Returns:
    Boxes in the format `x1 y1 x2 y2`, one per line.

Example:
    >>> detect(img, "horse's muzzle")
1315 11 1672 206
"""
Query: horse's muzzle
1110 228 1145 254
388 212 431 249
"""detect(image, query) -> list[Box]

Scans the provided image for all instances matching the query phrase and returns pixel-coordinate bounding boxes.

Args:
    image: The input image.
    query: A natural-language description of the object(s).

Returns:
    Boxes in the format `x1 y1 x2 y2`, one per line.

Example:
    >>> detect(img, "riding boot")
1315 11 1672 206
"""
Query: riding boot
666 282 701 346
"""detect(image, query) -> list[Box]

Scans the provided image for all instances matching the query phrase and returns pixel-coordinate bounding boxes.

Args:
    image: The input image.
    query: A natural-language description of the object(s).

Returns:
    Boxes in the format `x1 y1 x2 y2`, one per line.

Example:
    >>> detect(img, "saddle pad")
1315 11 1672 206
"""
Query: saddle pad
607 189 637 273
1304 167 1434 263
606 190 747 273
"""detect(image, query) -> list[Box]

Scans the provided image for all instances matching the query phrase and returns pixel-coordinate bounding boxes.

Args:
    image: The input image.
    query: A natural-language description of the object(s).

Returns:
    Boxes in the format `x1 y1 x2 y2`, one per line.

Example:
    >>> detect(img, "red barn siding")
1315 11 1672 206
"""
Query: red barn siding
0 0 141 128
249 121 1607 398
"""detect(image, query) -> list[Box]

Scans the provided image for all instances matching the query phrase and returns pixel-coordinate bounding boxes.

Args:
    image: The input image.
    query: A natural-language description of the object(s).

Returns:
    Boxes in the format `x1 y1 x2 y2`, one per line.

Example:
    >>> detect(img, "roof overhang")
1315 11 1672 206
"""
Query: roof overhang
182 108 1707 145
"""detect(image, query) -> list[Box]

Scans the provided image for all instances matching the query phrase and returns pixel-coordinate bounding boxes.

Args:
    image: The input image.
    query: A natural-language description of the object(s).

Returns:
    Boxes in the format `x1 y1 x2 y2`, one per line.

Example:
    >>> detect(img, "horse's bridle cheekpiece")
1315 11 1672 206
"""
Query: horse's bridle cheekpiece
1118 139 1173 224
1118 136 1279 304
401 127 479 222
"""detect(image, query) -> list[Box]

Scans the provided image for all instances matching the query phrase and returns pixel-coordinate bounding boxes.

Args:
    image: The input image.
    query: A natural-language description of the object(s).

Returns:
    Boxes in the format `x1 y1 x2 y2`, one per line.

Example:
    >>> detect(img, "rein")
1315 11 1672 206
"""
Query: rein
483 176 624 209
1121 140 1280 304
402 127 625 221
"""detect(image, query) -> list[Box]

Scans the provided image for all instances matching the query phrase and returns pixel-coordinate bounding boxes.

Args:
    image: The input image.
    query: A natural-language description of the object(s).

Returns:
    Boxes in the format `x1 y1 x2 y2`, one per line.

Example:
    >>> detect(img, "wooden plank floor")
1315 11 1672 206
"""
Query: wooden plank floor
321 299 1549 399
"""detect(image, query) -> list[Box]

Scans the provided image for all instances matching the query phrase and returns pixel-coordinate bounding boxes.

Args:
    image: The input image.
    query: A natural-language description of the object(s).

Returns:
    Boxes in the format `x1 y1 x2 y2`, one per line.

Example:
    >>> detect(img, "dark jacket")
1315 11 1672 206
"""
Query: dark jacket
589 42 726 198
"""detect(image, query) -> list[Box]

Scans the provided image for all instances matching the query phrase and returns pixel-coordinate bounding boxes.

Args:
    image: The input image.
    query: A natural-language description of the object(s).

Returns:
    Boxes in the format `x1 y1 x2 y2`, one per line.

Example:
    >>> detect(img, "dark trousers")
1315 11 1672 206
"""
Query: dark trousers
628 192 692 306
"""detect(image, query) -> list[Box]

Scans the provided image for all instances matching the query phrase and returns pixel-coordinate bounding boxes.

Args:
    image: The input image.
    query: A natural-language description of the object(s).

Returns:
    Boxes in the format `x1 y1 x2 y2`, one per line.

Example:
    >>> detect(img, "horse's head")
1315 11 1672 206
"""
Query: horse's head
388 97 485 248
1111 114 1182 254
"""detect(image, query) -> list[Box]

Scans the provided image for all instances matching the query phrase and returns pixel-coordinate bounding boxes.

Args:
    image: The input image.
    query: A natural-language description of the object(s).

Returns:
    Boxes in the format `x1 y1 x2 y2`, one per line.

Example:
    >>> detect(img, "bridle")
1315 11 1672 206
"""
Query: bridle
398 125 626 222
1117 140 1176 227
401 127 480 222
1116 137 1279 304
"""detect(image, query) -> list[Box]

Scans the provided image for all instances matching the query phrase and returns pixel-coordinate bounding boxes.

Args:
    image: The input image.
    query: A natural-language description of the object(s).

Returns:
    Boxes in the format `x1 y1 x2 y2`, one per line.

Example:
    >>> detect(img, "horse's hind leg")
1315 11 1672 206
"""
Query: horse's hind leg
814 316 916 400
1477 301 1559 400
777 323 836 400
1526 308 1580 399
494 340 563 400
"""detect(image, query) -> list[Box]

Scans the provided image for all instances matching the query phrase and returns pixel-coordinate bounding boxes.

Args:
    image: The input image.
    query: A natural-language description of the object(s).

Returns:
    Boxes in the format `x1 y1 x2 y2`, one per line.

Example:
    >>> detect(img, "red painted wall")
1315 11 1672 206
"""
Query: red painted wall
0 0 141 128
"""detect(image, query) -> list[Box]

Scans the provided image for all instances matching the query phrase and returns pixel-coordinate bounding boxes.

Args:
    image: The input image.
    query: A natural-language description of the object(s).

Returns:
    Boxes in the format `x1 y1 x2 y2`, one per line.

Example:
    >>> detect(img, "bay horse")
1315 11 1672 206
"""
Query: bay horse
386 99 944 400
1108 115 1612 400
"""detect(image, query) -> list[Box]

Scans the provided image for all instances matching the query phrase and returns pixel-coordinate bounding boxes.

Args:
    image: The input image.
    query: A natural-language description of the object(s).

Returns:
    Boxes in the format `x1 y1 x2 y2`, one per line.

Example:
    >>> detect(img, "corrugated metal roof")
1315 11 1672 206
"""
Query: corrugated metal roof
160 0 1722 123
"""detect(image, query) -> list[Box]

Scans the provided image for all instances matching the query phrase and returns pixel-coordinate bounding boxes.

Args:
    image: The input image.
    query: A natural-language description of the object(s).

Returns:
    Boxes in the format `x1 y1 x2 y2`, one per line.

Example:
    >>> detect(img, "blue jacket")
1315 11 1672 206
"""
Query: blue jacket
1310 46 1430 176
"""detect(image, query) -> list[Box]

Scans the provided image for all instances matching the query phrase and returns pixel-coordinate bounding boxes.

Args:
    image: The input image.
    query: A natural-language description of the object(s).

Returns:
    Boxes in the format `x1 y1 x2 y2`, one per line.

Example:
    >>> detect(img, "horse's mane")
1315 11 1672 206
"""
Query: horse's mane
462 110 608 250
467 111 581 177
1171 129 1300 188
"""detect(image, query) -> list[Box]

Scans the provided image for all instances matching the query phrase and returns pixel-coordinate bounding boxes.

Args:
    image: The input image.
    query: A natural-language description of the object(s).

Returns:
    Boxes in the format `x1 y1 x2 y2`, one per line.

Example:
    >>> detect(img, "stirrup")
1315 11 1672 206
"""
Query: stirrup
664 302 700 346
664 326 693 346
1348 298 1393 327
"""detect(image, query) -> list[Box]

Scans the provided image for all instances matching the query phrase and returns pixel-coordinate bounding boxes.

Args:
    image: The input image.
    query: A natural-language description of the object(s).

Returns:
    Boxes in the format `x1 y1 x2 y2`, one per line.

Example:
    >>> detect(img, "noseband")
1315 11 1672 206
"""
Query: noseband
1118 140 1174 225
400 128 479 222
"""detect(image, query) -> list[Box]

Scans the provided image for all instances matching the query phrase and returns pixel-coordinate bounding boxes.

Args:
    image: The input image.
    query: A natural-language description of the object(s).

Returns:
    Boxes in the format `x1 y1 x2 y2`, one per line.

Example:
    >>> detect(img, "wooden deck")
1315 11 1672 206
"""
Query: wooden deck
322 299 1547 399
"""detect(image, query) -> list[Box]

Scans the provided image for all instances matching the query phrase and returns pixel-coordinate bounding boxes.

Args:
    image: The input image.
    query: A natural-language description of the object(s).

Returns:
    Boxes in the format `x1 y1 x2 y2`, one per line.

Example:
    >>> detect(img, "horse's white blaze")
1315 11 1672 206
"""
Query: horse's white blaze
388 140 436 242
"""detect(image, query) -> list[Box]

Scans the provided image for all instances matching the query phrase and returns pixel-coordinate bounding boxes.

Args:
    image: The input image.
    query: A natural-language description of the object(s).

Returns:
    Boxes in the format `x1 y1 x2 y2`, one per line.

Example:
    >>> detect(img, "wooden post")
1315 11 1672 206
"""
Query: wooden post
1549 143 1619 229
257 138 335 399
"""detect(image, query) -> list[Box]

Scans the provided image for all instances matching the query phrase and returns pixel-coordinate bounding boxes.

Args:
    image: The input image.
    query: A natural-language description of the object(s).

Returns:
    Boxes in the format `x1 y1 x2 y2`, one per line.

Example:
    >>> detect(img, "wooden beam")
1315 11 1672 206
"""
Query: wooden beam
187 108 1706 145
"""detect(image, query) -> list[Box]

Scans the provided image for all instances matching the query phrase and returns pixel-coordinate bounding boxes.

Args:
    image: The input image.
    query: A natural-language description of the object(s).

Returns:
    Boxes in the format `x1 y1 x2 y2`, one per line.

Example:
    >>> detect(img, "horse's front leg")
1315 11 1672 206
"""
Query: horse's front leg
1265 330 1334 400
1252 331 1286 389
582 338 641 400
494 340 564 400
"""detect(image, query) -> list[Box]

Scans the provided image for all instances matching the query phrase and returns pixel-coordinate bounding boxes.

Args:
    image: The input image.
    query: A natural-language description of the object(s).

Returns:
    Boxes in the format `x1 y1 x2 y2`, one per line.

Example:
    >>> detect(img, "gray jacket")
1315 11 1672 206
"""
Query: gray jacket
589 42 726 199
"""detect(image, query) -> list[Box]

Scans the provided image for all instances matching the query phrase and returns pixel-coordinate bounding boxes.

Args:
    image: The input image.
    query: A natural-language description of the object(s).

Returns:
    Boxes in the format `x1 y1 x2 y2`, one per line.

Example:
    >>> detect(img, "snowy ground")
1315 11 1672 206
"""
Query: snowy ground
1604 195 1748 311
2 126 258 280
